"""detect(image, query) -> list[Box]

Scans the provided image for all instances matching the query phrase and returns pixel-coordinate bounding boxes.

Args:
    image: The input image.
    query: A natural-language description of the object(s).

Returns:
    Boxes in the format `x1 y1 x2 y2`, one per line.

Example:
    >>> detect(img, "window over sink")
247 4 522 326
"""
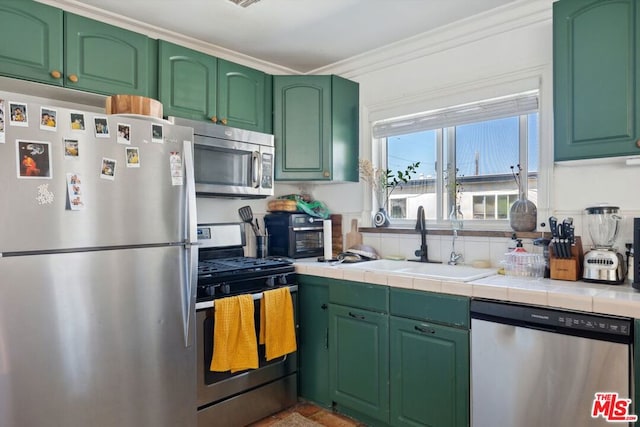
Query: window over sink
372 90 539 228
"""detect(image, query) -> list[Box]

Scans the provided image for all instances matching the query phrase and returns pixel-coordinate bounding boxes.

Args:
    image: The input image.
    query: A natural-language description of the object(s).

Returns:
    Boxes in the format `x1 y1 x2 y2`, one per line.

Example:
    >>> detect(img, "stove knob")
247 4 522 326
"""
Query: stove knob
221 283 230 294
278 275 288 285
266 276 275 287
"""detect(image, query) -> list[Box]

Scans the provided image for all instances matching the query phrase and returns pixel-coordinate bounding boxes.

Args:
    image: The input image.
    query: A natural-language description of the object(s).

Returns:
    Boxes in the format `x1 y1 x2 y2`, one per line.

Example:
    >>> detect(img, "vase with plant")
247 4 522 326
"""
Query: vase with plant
359 159 420 227
445 166 464 230
509 164 537 232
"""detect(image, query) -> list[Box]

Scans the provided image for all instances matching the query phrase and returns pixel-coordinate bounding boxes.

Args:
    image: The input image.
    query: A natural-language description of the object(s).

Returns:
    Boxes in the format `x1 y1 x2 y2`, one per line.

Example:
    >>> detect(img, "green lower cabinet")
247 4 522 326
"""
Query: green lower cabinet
329 303 390 424
390 316 469 427
297 276 330 406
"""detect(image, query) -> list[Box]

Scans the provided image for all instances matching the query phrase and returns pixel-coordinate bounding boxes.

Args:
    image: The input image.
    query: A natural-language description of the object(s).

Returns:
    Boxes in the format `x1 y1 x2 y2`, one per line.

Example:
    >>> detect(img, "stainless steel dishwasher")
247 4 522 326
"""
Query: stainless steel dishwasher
471 299 634 427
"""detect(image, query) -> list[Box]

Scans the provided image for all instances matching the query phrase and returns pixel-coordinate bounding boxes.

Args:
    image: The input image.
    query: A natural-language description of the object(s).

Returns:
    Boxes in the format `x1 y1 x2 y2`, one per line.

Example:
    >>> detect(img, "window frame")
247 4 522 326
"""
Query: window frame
372 92 539 231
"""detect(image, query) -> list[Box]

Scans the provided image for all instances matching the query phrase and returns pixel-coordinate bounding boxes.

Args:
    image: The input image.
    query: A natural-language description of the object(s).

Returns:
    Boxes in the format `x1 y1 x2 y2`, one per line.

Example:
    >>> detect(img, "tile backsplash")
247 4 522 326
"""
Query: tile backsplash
360 209 640 269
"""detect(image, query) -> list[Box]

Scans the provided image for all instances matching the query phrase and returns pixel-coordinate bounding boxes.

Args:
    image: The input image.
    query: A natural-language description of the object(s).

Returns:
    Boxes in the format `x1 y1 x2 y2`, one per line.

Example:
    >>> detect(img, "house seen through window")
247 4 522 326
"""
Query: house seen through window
373 91 539 226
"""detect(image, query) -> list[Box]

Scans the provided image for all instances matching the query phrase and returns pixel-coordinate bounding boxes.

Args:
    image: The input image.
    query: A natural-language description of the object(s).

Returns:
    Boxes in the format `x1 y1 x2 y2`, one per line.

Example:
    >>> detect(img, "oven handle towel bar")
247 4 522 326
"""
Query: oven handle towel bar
195 285 298 310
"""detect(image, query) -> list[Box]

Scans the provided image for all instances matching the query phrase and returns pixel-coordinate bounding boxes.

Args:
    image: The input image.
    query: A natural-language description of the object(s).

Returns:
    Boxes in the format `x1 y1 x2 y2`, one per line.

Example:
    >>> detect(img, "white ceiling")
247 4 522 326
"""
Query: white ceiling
48 0 519 74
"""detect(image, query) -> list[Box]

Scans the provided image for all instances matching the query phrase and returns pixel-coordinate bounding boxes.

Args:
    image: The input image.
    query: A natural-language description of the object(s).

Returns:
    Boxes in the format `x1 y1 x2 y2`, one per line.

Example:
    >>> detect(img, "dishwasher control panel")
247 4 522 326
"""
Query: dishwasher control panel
471 299 632 339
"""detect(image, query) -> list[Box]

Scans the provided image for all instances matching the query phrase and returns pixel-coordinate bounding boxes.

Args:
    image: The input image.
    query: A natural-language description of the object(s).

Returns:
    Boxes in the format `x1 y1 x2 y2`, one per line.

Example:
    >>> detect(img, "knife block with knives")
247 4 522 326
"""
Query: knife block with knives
549 235 583 281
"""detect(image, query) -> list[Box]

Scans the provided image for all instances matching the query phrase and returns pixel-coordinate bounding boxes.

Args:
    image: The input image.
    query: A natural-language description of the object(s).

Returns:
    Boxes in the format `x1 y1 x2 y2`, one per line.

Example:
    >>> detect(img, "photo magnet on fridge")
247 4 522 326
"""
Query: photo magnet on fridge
117 123 131 144
126 147 140 168
70 112 86 131
64 138 79 158
9 101 28 127
152 123 163 143
100 157 116 180
40 107 57 131
94 116 110 138
16 140 52 179
66 173 85 210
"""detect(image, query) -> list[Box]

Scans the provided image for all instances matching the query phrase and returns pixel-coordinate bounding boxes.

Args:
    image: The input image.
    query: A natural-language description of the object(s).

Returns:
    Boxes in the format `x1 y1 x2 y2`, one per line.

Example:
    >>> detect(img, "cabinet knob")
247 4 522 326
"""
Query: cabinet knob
221 118 228 125
636 139 640 149
67 74 79 83
210 116 218 123
323 170 330 178
321 303 328 310
50 70 62 79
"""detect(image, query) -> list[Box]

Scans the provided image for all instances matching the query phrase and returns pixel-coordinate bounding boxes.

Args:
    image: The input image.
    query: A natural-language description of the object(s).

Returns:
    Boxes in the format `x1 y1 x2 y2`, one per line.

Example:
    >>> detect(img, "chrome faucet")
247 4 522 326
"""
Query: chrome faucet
448 228 464 265
414 205 429 262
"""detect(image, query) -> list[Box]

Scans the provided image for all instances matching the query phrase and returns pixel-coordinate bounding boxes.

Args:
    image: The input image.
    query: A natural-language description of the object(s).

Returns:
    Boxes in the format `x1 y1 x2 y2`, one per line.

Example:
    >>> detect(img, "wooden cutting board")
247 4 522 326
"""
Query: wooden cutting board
105 95 163 118
345 218 363 249
330 214 343 257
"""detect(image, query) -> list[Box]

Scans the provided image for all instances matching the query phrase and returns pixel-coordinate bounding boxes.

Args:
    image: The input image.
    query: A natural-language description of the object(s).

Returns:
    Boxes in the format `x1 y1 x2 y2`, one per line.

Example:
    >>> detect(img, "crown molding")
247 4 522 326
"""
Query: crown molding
35 0 297 75
315 0 553 78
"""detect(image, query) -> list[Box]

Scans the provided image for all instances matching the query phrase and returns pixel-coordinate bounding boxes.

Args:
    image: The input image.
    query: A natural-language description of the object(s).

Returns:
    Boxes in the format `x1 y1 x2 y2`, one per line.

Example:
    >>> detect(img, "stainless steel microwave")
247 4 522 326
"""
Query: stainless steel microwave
169 117 274 198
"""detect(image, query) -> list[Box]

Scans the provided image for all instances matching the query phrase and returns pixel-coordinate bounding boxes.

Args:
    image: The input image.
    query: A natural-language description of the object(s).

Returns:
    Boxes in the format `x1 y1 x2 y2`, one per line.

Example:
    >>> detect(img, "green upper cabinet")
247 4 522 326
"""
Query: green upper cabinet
218 59 271 133
0 1 156 97
0 0 63 86
273 75 359 181
158 41 217 122
158 41 271 132
554 0 640 160
65 13 157 97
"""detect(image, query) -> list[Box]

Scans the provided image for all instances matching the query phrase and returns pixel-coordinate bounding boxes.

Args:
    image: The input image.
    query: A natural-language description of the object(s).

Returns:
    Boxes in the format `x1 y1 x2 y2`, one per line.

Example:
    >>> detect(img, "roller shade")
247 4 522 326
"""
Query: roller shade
372 90 539 138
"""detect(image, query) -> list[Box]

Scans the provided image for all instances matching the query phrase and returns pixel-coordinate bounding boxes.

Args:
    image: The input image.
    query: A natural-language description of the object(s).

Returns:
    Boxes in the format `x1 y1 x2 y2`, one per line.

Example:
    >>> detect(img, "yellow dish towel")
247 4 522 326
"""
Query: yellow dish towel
259 287 297 361
210 294 258 373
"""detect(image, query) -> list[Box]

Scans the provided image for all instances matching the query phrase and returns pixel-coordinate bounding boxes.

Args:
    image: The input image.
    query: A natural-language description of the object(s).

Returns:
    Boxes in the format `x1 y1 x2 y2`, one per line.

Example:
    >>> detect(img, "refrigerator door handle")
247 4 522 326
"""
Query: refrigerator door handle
182 139 198 347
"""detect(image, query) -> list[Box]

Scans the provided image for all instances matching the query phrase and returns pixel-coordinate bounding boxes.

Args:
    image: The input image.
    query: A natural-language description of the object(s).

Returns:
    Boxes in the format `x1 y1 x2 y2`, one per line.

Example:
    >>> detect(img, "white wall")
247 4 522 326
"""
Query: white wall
322 0 639 263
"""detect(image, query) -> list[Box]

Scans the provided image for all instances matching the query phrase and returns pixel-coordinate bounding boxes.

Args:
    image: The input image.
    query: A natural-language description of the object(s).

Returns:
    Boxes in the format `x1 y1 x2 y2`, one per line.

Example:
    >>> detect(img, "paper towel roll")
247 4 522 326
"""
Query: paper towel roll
323 219 332 260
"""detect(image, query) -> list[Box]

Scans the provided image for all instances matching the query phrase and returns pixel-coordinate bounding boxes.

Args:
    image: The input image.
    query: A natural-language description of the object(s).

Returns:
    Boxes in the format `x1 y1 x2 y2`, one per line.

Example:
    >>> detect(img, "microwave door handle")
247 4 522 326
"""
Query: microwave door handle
251 151 261 188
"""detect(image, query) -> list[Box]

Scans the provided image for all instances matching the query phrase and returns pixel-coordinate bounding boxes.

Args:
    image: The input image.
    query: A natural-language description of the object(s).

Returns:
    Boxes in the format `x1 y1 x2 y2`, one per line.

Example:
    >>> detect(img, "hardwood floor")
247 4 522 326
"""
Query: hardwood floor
248 401 367 427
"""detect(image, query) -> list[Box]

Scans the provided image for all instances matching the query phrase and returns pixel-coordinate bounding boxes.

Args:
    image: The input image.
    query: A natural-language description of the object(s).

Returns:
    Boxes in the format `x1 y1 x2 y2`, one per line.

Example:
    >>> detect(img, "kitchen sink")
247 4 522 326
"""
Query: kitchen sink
340 259 497 281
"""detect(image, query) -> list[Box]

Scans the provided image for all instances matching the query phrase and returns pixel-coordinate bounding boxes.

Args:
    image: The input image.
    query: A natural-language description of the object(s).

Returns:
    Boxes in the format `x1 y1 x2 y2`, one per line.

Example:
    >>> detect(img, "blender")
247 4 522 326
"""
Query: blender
583 205 626 284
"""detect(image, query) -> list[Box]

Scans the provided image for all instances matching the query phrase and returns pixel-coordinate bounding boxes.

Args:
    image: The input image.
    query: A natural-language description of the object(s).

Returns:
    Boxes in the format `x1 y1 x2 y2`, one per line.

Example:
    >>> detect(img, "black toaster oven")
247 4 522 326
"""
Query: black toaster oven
264 212 324 258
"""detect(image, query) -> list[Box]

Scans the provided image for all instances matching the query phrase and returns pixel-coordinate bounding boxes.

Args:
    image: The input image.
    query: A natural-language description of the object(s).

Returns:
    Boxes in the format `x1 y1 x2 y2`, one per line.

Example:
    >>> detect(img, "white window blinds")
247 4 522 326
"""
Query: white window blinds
372 90 539 138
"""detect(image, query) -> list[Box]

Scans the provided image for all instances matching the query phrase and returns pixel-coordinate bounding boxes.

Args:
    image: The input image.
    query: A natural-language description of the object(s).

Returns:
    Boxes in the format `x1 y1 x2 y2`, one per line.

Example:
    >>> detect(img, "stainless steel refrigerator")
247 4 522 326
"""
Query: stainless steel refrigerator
0 91 198 427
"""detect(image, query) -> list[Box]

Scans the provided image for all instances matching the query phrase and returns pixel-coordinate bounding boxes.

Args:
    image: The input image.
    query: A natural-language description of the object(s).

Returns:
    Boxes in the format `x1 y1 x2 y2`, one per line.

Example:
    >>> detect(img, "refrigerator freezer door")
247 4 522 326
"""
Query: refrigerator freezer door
0 101 194 253
0 246 196 427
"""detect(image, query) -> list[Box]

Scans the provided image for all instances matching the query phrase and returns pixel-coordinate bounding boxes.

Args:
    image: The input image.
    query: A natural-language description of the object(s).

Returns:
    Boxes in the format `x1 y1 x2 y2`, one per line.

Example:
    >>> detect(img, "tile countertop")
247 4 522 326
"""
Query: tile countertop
294 259 640 318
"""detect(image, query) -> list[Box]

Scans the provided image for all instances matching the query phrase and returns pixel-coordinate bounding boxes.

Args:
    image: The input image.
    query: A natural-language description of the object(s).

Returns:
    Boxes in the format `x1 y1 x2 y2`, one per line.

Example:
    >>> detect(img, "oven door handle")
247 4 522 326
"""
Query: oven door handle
291 227 323 232
195 285 298 310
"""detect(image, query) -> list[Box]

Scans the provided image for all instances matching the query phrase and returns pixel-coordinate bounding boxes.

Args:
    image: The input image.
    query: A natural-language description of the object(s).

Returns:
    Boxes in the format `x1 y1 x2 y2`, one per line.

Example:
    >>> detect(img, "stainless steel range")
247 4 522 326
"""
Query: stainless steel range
195 223 298 427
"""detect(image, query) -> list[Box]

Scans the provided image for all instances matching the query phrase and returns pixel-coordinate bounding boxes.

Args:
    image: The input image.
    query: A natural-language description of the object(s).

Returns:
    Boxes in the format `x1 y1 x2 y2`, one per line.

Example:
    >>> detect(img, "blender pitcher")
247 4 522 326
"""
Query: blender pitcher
586 205 621 249
583 205 626 284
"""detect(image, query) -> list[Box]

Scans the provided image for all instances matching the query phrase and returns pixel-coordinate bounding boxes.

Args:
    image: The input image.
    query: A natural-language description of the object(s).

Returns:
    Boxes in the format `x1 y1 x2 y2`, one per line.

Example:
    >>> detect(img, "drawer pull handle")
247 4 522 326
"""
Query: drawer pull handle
348 312 365 320
415 325 436 334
